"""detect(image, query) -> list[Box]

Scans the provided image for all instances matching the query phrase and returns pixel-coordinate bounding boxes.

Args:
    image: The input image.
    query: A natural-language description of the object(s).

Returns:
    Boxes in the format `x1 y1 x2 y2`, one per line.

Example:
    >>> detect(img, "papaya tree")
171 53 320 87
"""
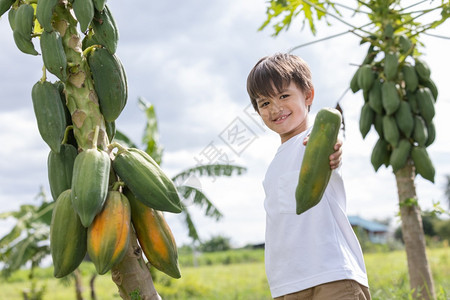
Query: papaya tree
259 1 449 299
0 0 181 299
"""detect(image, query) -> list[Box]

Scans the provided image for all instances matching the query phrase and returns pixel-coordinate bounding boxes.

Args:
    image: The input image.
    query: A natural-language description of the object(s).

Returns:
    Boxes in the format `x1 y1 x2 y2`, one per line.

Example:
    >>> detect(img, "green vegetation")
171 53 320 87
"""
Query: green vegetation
1 247 448 300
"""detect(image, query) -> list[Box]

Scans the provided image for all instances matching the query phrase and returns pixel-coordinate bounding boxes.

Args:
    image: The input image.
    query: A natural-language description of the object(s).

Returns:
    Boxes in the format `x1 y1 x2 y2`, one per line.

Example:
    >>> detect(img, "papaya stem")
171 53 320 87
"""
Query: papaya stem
112 181 125 191
92 125 100 149
107 142 126 154
40 66 47 83
61 125 74 145
82 45 100 58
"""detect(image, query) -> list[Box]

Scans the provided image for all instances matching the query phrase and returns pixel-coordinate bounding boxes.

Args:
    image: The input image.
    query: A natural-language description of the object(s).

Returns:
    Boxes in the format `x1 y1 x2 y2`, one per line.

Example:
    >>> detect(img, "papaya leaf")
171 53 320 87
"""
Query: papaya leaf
172 164 247 183
180 203 200 242
177 185 223 221
138 97 164 165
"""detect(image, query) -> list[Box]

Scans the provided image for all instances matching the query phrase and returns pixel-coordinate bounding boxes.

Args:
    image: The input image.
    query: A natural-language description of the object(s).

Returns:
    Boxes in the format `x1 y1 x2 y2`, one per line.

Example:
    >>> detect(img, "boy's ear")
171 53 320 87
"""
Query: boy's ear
305 89 315 105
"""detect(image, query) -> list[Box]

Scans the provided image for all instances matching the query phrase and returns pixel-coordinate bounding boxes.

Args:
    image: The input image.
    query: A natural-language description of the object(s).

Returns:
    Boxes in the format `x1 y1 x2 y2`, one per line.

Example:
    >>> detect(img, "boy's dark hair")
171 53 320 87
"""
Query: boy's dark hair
246 53 314 112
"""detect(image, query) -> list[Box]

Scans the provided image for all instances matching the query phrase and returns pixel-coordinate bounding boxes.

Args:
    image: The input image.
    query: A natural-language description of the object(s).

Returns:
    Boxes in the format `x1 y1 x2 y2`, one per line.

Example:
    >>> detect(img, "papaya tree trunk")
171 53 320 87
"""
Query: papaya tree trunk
395 160 435 299
111 230 161 300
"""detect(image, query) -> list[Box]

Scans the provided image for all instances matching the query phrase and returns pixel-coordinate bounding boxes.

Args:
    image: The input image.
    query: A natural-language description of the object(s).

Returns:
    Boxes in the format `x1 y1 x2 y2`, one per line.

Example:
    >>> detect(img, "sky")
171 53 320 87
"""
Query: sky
0 0 449 248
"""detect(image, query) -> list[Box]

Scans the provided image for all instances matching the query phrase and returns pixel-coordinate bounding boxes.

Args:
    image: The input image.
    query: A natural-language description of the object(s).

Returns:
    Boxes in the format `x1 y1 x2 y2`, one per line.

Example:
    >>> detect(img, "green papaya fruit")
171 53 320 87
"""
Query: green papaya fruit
398 34 412 54
371 138 390 172
87 47 127 122
406 91 419 114
374 113 384 138
48 144 78 202
41 31 68 82
8 6 17 31
368 79 383 114
384 52 398 81
422 78 438 101
381 81 400 115
31 81 67 153
0 0 14 18
414 58 431 81
50 190 87 278
402 63 418 92
394 101 414 138
411 146 435 183
72 0 94 32
415 87 435 124
425 121 435 147
359 103 374 139
390 139 412 172
71 148 111 227
357 65 374 92
36 0 59 32
91 5 118 54
350 67 361 93
92 0 107 11
413 115 428 147
13 4 38 55
382 115 399 147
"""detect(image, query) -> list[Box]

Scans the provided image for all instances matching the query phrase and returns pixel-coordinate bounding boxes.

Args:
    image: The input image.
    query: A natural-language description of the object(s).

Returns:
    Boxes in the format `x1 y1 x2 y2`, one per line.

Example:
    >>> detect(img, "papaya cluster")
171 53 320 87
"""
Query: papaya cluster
350 27 436 183
1 0 182 279
49 142 183 278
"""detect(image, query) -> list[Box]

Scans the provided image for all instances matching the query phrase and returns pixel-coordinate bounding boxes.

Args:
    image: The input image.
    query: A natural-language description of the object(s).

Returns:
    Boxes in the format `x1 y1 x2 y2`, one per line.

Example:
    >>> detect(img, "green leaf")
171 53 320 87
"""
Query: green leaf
138 97 164 165
172 164 247 183
177 185 223 221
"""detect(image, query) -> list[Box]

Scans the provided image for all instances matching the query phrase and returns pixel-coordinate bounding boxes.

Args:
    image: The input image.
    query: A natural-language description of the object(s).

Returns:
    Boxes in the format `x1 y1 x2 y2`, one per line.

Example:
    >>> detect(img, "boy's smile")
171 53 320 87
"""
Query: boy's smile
257 82 314 143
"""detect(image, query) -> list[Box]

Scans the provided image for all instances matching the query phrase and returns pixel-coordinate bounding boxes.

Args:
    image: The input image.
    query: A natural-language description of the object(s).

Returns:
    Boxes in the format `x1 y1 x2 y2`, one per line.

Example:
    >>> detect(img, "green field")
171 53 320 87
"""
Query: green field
0 247 448 300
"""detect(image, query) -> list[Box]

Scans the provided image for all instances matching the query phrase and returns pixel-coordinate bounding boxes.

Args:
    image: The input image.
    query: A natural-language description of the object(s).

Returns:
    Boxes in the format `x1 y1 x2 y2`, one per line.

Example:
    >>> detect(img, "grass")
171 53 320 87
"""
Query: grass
0 247 448 300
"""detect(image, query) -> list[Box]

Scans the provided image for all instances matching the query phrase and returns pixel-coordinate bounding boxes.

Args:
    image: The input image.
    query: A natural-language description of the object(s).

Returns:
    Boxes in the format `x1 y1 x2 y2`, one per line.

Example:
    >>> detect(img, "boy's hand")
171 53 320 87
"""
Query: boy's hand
303 136 343 169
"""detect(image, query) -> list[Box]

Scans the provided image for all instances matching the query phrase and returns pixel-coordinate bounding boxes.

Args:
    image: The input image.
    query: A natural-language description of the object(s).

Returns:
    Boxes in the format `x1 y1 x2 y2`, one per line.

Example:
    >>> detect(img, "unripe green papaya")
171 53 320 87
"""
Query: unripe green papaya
350 67 361 94
395 101 414 138
402 63 418 92
31 80 67 153
359 103 374 139
92 0 107 11
415 87 435 124
414 58 431 81
0 0 14 18
112 147 182 213
92 5 118 54
362 45 377 65
8 6 17 31
72 0 94 32
36 0 59 32
381 81 400 115
411 146 435 183
390 139 411 172
374 113 384 138
413 115 428 147
13 4 38 55
126 189 181 278
87 191 131 275
398 34 412 54
295 108 342 215
105 121 116 142
88 47 127 122
368 79 383 114
425 121 435 147
406 91 419 114
384 52 398 81
371 138 390 172
48 144 78 202
50 190 87 278
422 78 438 101
357 65 374 92
383 23 394 40
40 31 68 82
71 148 111 227
382 115 399 147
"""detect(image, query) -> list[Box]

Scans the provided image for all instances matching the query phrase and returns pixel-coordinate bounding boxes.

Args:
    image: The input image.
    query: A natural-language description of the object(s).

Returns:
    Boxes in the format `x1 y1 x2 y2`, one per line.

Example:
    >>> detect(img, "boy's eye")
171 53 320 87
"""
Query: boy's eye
280 94 289 99
260 101 270 108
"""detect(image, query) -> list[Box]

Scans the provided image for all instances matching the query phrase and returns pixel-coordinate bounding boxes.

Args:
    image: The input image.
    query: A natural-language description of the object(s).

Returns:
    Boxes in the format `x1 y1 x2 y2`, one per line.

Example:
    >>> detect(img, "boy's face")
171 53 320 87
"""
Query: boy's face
256 82 314 143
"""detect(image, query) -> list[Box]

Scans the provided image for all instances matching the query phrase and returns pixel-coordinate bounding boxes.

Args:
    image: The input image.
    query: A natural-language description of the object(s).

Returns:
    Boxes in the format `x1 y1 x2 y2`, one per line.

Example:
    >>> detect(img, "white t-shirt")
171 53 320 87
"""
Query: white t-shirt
263 127 368 298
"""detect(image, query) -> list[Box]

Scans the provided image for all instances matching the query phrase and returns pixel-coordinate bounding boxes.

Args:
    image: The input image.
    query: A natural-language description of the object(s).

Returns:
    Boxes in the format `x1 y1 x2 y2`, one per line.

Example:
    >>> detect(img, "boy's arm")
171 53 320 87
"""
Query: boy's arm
302 137 343 170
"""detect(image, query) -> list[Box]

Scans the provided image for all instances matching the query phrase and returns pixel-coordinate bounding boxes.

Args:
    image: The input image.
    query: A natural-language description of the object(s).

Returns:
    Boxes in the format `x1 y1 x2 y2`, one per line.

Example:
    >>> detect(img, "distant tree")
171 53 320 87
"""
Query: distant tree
199 235 232 253
445 175 450 210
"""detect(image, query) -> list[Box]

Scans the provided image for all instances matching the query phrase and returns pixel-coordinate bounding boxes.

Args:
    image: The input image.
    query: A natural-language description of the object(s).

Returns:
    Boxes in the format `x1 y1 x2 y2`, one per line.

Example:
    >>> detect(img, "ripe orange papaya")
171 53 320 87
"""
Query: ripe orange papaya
125 189 181 278
87 191 131 275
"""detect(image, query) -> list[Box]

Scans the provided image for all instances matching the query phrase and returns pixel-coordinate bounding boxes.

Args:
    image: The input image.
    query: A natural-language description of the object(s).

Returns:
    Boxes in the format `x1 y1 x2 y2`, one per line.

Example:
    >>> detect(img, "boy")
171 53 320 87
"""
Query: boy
247 53 371 300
